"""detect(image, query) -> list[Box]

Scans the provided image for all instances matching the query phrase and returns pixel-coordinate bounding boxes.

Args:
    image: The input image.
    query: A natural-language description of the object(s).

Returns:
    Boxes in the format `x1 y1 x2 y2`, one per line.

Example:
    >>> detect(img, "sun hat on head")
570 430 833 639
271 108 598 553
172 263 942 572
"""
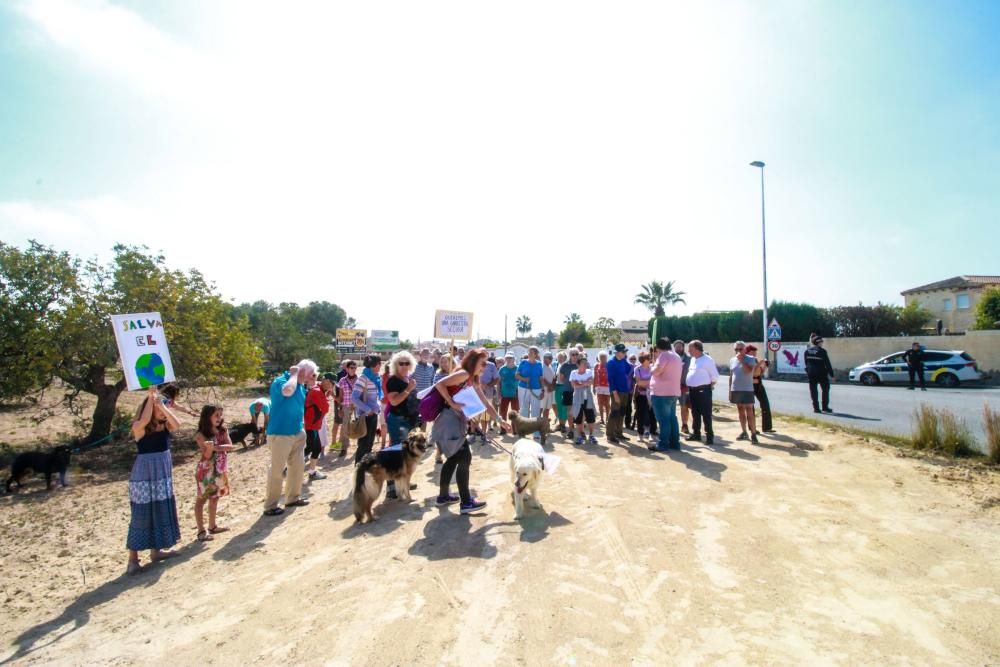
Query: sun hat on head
614 343 627 353
322 372 338 383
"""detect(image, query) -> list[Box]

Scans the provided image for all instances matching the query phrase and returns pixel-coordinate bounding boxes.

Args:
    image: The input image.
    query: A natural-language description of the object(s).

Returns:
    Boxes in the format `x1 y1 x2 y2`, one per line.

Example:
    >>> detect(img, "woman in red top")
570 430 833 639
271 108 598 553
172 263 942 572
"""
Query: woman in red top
593 351 611 425
433 349 510 514
304 373 331 480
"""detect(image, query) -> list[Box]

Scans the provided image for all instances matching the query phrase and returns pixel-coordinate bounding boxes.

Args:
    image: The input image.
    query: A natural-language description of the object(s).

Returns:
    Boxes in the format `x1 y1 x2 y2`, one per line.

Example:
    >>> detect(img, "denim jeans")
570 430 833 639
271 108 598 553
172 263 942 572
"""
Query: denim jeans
386 412 414 445
650 395 680 450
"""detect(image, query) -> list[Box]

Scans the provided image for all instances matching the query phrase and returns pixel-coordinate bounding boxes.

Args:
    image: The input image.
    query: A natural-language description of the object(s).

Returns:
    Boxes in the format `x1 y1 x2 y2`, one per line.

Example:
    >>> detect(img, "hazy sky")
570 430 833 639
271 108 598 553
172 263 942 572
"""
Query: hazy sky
2 0 998 342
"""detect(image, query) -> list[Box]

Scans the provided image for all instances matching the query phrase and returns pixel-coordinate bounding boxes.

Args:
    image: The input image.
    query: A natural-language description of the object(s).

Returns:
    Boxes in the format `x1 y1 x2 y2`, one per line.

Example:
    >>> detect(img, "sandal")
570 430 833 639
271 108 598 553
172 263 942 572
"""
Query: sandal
197 530 214 542
263 507 284 516
208 526 229 534
285 498 310 507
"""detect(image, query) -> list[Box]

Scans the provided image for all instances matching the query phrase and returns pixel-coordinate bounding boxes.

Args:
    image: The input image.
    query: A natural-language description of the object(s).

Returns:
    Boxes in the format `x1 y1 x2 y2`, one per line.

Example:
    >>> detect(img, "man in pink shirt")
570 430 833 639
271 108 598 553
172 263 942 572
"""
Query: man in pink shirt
648 337 683 452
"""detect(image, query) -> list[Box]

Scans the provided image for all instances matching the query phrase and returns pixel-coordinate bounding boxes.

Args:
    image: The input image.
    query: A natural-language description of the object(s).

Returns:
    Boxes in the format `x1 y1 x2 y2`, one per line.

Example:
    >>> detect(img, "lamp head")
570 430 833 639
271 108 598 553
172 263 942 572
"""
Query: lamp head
749 161 765 168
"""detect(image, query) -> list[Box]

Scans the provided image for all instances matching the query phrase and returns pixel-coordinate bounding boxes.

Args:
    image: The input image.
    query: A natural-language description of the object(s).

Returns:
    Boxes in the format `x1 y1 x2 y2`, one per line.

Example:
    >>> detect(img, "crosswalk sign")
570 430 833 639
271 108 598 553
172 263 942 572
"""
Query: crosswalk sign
767 318 782 341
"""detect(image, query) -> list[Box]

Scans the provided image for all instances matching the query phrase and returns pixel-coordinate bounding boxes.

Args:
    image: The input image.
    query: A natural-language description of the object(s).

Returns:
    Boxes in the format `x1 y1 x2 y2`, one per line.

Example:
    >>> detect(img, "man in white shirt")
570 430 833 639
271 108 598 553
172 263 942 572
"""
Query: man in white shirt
685 340 720 445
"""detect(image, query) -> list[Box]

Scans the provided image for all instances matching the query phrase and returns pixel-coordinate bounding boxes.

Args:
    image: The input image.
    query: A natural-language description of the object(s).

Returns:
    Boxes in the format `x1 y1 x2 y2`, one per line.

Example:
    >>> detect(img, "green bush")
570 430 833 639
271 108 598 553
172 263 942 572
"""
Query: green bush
984 403 1000 464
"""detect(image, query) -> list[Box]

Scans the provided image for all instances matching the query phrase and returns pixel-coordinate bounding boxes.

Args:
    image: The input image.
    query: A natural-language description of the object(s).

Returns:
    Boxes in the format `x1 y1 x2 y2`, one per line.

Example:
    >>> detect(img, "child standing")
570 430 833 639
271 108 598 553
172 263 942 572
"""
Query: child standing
194 405 234 542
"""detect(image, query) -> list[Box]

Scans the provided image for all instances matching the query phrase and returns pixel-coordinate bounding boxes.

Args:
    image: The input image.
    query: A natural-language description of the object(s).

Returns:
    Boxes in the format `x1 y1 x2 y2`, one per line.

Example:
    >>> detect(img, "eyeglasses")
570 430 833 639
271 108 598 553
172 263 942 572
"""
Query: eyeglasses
397 361 411 366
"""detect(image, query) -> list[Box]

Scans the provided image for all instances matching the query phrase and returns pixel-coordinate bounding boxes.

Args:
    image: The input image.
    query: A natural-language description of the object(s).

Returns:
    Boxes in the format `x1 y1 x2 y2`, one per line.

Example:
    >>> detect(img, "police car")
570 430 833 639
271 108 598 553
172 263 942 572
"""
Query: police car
848 350 982 388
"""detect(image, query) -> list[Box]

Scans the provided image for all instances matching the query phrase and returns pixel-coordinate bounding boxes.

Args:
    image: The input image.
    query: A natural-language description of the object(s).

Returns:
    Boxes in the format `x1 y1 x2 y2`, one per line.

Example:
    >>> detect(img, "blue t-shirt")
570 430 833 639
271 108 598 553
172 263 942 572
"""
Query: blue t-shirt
267 372 307 436
479 360 499 387
249 398 271 417
498 365 519 398
517 360 544 390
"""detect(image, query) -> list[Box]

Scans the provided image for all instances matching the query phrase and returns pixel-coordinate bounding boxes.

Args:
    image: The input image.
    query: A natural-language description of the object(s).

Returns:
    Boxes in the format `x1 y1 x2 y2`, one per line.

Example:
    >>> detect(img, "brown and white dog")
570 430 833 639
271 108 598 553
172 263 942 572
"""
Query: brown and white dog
353 430 428 523
510 438 544 519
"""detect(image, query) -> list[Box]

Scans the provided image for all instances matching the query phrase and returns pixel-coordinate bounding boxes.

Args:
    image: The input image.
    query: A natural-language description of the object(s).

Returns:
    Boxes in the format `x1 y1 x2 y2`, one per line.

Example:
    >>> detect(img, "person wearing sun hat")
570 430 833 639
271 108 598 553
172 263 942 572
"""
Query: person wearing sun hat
804 334 835 414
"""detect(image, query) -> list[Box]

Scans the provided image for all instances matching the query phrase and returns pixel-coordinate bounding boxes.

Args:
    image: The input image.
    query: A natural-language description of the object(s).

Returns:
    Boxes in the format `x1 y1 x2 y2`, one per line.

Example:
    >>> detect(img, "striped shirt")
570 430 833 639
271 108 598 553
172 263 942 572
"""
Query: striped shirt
413 361 436 393
351 374 381 416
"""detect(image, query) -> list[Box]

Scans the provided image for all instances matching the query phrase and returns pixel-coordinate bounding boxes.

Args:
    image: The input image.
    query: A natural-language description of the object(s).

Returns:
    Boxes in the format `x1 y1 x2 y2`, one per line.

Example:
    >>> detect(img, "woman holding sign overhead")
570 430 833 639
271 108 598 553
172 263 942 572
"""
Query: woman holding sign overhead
431 348 510 515
126 386 182 575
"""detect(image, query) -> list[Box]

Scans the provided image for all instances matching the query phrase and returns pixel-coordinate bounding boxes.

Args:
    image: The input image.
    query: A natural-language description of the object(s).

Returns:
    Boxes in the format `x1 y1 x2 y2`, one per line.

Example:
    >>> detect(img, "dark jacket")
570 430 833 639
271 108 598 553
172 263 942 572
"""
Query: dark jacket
903 348 925 368
804 345 834 379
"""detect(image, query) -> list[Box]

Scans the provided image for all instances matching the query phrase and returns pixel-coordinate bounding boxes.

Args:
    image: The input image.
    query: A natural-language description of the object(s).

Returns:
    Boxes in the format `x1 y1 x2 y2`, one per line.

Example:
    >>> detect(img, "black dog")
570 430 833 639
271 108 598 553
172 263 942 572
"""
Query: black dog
228 422 261 448
5 445 71 493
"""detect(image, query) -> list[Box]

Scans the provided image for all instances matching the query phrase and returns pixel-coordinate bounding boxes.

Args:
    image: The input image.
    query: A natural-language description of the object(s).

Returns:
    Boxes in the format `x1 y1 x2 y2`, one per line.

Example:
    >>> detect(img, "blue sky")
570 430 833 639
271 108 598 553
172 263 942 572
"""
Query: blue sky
1 0 997 342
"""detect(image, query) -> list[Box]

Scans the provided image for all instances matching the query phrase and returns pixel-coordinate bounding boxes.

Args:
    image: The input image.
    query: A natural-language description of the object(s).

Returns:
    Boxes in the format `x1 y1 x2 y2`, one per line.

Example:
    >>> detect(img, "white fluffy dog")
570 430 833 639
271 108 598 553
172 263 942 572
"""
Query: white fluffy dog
510 438 544 519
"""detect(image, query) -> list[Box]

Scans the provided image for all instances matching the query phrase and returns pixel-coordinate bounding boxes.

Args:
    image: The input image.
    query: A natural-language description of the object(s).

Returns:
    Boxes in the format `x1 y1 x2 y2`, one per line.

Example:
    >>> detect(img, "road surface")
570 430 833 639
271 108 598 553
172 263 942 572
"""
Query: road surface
740 379 1000 449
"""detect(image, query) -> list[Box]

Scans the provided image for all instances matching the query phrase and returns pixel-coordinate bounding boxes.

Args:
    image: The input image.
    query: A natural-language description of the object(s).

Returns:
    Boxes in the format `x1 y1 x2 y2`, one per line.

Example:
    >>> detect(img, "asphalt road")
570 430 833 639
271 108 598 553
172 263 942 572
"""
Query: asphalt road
737 378 1000 450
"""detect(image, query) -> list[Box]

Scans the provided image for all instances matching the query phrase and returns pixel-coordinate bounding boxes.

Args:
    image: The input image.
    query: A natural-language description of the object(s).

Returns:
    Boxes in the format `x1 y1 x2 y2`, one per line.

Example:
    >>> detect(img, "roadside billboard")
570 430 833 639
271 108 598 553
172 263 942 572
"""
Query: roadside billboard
371 329 400 351
335 328 368 354
776 344 808 375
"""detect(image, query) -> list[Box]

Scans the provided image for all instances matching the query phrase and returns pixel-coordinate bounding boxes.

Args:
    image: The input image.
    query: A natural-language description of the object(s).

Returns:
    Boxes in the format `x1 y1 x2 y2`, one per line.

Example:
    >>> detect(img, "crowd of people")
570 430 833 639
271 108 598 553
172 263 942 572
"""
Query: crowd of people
124 333 842 574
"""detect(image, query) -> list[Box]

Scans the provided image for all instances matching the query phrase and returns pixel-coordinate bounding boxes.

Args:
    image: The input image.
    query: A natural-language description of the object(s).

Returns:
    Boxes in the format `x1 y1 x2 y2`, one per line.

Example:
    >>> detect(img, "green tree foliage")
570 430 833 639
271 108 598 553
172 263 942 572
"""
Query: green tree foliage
233 300 346 370
587 317 623 346
0 242 78 398
648 301 926 343
974 287 1000 330
1 242 262 442
536 329 557 348
564 312 583 325
897 302 932 336
515 315 533 337
558 321 593 347
634 280 686 317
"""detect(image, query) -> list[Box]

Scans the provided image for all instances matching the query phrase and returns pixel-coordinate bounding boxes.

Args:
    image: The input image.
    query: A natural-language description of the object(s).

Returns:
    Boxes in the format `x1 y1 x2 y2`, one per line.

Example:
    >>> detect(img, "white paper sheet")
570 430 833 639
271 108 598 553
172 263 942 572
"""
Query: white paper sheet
453 386 487 419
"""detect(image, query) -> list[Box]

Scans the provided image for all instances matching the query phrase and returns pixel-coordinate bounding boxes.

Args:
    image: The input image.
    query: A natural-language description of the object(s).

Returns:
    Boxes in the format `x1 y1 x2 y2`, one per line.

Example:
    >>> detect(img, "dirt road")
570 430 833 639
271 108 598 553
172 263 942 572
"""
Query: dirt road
2 406 999 665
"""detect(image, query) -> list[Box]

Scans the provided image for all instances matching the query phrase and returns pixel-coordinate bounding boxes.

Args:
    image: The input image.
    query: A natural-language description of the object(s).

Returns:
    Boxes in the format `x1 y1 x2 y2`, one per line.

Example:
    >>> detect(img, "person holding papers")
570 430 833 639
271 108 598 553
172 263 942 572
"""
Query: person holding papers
430 348 510 515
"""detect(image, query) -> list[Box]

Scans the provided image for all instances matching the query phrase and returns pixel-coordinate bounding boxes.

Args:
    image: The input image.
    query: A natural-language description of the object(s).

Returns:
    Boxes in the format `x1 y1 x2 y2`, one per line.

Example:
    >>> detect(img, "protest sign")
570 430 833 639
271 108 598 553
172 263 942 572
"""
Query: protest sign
433 310 474 340
111 312 176 391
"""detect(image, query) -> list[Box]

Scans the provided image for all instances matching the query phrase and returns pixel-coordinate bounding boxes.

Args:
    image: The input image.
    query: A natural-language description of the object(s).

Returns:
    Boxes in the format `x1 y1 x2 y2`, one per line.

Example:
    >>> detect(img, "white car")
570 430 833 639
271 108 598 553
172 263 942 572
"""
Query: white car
848 350 982 388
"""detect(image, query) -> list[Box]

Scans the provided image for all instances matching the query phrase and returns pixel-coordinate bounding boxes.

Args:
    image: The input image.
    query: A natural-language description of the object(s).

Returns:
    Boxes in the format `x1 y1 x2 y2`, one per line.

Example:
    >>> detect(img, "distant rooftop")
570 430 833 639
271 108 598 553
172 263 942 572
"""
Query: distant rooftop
901 275 1000 295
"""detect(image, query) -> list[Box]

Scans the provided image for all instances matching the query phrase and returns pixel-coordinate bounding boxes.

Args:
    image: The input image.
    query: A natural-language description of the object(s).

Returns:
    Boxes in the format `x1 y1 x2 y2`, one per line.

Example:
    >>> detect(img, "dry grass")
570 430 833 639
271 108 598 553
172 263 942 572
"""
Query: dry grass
912 404 940 451
937 409 976 457
912 404 977 457
984 402 1000 464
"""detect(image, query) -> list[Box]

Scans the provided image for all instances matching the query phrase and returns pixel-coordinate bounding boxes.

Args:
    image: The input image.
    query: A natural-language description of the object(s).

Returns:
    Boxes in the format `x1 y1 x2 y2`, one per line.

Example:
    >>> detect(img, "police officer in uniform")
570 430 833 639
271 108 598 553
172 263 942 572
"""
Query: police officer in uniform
804 334 834 413
903 341 927 391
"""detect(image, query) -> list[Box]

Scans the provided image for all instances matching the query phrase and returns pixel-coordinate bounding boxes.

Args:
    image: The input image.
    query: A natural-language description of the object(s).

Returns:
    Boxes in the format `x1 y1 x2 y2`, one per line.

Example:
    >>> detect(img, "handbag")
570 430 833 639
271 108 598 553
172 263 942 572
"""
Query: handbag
419 386 446 422
346 412 367 439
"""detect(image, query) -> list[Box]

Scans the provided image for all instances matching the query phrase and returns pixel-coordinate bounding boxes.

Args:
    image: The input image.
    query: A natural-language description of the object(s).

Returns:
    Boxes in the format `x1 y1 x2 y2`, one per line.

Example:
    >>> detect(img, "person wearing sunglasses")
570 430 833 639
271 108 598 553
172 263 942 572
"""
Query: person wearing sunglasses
728 341 759 444
384 350 419 499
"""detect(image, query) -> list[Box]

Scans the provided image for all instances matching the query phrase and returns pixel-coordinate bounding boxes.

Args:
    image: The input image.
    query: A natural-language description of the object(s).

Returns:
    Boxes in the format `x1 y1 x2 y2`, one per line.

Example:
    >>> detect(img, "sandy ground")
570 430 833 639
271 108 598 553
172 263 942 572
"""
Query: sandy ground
1 394 999 666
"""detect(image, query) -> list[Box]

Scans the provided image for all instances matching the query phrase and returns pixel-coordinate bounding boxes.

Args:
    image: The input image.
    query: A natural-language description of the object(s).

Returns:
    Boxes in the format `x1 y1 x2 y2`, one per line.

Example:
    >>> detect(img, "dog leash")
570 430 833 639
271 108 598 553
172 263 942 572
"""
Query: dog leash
483 434 513 456
68 428 130 454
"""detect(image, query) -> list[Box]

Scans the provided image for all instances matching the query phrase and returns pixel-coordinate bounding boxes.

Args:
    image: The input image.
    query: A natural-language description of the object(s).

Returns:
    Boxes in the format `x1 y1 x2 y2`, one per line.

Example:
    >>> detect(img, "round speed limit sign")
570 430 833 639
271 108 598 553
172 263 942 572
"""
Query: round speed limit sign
767 340 781 352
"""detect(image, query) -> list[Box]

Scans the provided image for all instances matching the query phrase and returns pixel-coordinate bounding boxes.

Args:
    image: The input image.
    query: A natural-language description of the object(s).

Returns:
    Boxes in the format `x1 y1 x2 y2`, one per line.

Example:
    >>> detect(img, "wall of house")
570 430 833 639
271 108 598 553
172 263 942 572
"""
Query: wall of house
699 330 1000 375
904 287 984 333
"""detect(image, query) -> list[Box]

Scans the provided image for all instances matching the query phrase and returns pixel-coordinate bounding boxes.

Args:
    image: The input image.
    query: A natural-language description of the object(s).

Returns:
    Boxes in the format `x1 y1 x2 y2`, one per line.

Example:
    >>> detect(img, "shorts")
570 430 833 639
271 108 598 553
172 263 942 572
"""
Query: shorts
333 403 344 425
541 390 554 410
562 390 574 407
730 391 755 405
595 386 610 396
574 406 596 425
305 429 322 459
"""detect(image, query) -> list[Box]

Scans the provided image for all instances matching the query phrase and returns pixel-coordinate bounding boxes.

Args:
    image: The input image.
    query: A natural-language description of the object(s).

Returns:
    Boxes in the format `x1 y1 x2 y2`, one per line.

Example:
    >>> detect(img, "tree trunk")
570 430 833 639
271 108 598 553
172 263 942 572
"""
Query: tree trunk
86 380 126 445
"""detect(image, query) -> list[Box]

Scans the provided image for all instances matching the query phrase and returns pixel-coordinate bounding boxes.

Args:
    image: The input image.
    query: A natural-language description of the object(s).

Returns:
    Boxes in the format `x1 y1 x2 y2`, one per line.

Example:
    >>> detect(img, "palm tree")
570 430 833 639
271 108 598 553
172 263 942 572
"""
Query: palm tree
564 312 583 325
635 281 687 317
515 315 532 338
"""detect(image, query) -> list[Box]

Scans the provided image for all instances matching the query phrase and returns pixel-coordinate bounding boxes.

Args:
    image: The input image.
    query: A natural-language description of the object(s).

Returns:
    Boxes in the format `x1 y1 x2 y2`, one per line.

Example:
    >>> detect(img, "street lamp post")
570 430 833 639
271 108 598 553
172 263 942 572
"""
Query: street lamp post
750 160 768 369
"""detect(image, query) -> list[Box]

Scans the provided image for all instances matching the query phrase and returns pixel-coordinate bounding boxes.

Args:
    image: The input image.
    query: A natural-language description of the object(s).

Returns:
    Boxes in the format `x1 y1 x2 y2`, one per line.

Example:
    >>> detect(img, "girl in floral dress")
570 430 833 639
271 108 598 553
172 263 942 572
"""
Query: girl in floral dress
194 405 234 542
